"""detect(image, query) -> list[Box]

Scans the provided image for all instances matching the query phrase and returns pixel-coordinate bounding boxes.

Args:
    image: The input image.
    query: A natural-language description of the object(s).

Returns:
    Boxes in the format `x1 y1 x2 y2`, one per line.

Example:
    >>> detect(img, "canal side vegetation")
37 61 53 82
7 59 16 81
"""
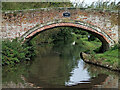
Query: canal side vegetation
2 26 119 71
2 1 119 11
30 27 102 54
81 43 119 71
2 2 72 11
2 38 35 65
95 43 119 69
74 0 119 10
27 27 120 71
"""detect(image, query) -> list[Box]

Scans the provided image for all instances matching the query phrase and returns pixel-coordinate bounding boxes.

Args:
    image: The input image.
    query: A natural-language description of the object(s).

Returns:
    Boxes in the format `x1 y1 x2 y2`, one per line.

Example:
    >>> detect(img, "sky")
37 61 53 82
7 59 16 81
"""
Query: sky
70 0 119 6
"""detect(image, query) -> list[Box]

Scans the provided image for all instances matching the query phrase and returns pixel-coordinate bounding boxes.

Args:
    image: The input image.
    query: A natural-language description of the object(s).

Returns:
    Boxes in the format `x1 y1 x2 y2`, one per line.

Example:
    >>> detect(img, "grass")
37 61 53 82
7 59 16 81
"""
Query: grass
2 2 72 11
95 46 119 67
79 36 101 51
83 43 119 70
75 33 119 70
72 33 102 52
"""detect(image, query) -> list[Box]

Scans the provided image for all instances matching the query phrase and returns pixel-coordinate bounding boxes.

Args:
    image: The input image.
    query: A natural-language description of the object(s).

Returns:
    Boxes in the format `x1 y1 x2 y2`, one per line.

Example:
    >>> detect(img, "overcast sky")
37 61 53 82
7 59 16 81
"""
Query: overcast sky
70 0 119 6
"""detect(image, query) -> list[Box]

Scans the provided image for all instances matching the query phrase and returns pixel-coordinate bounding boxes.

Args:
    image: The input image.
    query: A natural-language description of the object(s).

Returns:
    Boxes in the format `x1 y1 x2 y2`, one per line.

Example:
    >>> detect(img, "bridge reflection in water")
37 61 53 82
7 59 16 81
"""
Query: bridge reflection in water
2 40 119 89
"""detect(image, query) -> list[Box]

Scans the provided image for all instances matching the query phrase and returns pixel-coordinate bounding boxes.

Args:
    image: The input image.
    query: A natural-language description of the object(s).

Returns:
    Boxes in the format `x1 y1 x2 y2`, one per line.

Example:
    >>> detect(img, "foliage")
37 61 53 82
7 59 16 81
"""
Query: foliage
110 44 119 50
88 34 97 41
2 26 102 66
93 43 119 68
74 0 119 10
31 27 74 45
87 1 119 10
2 2 72 11
31 26 101 52
30 27 59 45
73 28 88 35
2 1 119 11
52 27 73 42
2 38 35 65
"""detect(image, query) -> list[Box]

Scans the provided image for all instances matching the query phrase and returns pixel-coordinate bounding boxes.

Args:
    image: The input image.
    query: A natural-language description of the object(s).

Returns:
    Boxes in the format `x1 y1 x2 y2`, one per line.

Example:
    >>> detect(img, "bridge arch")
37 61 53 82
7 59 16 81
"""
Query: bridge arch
20 20 115 51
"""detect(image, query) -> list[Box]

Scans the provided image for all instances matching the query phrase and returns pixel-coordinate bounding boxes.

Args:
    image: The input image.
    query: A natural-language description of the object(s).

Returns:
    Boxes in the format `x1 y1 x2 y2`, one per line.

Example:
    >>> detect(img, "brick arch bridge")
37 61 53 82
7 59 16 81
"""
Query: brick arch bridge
2 8 118 51
21 20 114 51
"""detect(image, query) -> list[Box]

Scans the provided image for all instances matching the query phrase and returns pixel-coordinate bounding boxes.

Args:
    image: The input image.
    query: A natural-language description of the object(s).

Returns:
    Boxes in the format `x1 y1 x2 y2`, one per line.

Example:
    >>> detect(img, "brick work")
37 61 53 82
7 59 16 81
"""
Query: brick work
2 8 118 48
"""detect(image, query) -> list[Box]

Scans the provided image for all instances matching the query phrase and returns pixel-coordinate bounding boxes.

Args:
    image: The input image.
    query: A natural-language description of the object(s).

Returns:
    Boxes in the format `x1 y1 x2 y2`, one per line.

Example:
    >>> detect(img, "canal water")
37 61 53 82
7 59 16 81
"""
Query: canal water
2 40 120 89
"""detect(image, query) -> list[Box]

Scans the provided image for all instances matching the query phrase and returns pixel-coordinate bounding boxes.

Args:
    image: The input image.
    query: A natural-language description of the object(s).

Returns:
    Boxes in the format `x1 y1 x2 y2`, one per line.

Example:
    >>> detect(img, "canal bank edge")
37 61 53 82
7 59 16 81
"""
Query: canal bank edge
80 52 120 72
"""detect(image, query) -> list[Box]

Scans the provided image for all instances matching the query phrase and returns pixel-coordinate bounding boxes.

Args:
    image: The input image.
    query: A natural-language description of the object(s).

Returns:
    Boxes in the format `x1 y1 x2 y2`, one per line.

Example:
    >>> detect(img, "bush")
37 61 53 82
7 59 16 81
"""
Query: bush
110 44 119 51
2 2 72 11
2 38 35 65
88 35 97 41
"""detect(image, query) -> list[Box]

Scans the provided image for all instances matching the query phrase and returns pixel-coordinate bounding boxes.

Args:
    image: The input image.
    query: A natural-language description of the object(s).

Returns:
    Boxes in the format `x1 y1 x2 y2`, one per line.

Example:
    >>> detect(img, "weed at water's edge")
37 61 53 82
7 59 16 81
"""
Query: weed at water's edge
2 38 35 66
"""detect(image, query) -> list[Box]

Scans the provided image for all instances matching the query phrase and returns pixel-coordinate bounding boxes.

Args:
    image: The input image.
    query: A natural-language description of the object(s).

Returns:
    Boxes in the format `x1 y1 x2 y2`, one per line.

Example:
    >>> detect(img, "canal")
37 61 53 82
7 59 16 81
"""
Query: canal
2 38 120 89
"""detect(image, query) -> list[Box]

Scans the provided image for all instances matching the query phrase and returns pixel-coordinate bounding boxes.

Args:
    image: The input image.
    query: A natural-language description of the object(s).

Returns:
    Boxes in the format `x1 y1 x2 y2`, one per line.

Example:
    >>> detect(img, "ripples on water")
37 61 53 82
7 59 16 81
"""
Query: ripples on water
2 41 120 88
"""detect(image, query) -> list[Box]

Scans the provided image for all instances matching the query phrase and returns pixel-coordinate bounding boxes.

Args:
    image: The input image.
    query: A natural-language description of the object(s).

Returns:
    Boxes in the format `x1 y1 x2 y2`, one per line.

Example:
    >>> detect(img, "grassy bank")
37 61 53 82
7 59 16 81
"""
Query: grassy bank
73 31 119 71
72 33 102 51
94 44 119 69
81 44 119 71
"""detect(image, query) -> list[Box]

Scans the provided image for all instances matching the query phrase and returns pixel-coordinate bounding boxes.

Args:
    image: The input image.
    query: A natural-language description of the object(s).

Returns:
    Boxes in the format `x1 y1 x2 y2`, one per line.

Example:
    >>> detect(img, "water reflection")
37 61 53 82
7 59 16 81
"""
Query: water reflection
2 40 119 88
65 59 91 86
